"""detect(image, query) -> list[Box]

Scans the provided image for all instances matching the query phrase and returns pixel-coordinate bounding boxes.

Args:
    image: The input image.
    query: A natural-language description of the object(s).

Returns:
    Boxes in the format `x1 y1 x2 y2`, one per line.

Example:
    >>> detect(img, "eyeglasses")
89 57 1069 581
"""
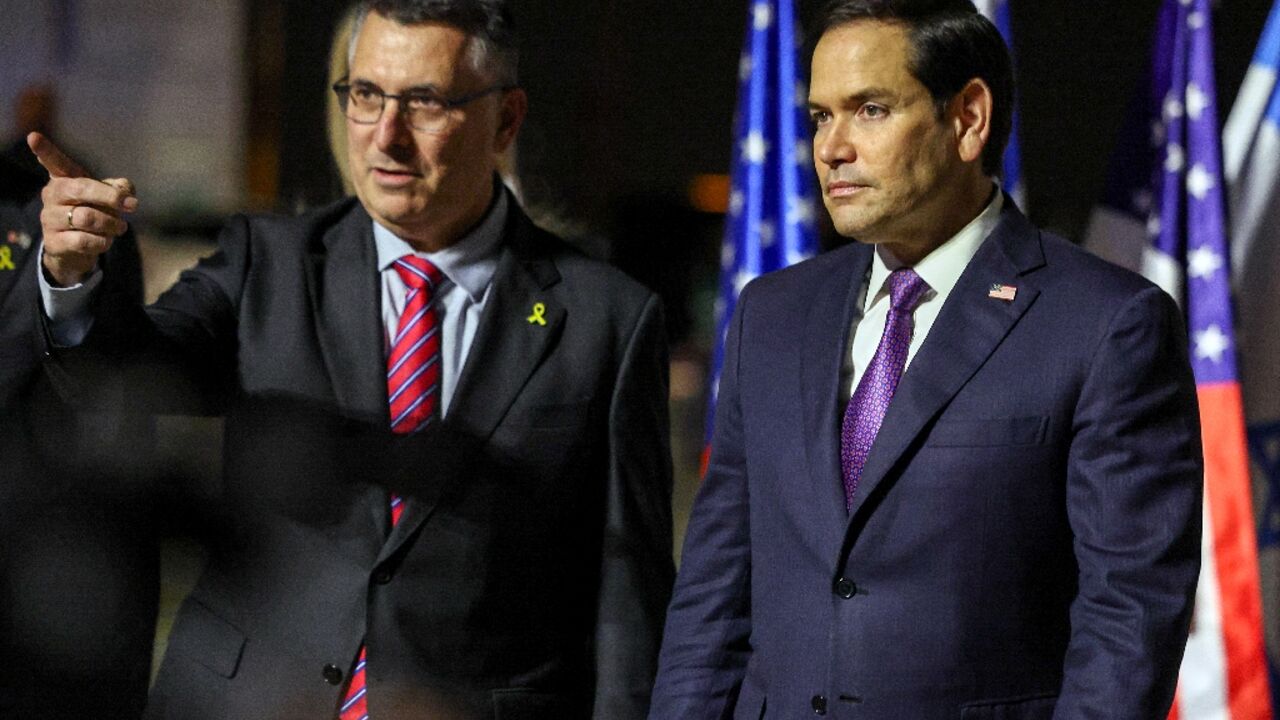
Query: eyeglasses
332 80 513 133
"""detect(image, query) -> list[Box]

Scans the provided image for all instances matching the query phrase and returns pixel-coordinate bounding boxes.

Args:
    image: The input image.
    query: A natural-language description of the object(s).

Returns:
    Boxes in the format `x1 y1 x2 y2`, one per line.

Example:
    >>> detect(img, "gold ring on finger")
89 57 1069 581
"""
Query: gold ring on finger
66 206 76 231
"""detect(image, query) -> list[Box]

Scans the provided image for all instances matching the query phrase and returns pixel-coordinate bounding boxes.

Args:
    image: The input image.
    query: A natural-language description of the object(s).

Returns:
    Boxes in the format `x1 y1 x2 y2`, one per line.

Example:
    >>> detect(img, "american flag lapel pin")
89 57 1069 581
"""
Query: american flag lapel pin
988 283 1017 302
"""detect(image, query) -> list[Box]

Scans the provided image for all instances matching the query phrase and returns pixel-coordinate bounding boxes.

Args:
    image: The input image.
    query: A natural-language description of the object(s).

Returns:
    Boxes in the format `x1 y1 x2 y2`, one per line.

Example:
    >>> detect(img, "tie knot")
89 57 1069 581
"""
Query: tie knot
393 256 444 293
887 268 930 313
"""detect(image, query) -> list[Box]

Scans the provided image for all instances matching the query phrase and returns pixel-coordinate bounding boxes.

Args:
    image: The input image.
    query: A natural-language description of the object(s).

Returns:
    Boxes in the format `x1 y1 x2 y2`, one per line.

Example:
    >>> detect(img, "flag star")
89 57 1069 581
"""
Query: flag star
753 2 773 30
1164 95 1184 121
1179 0 1193 6
757 221 777 248
1151 120 1167 147
1131 188 1154 213
1186 245 1223 279
794 81 808 109
786 247 813 265
1194 324 1231 363
1185 82 1209 120
1164 143 1185 173
794 139 811 166
1188 11 1205 29
721 242 736 269
734 268 758 294
729 189 745 217
739 53 753 82
1147 213 1162 238
1187 163 1215 200
741 132 770 164
786 195 815 226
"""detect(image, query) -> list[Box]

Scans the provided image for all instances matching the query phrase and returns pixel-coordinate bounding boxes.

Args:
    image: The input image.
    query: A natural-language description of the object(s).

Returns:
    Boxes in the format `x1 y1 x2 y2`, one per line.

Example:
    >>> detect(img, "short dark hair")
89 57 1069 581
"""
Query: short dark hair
349 0 519 84
816 0 1014 177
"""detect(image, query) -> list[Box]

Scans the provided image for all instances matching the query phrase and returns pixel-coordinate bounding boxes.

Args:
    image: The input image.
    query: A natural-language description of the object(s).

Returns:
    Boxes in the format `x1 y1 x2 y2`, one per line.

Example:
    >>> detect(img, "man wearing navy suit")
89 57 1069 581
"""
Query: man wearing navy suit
651 1 1202 718
31 1 673 718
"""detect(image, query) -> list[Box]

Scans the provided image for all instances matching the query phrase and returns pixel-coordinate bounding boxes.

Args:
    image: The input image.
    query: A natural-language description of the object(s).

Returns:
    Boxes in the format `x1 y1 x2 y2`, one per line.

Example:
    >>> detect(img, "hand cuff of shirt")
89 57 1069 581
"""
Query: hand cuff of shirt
37 243 102 347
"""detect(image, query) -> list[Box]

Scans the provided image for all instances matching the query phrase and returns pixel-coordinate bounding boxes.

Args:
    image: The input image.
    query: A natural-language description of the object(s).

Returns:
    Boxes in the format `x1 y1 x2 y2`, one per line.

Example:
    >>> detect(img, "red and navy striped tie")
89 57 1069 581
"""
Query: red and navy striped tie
338 255 444 720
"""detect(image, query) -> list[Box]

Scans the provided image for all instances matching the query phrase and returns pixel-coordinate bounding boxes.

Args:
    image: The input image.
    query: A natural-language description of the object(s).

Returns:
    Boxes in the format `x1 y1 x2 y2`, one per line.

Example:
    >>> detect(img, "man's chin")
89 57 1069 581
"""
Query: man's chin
829 211 877 240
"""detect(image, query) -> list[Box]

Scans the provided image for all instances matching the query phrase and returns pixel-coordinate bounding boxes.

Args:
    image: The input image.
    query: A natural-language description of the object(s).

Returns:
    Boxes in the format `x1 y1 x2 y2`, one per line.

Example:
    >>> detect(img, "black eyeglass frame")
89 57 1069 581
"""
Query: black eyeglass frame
331 79 516 132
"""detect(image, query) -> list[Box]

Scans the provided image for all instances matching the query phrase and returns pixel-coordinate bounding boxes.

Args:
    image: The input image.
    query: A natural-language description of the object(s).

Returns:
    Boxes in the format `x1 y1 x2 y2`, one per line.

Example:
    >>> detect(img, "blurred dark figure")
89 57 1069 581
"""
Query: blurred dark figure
0 197 157 720
1 85 57 204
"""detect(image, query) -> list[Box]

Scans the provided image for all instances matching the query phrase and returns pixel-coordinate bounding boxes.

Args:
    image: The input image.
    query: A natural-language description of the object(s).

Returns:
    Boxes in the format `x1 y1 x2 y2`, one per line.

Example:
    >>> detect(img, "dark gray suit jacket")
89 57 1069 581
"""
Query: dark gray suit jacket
46 196 674 719
651 201 1202 719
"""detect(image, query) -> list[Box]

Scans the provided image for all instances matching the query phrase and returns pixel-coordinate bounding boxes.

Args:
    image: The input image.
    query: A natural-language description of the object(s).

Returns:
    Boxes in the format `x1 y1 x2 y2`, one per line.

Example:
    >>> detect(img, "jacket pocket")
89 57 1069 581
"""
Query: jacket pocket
491 688 575 720
960 692 1058 719
164 598 246 678
501 400 592 429
926 416 1048 447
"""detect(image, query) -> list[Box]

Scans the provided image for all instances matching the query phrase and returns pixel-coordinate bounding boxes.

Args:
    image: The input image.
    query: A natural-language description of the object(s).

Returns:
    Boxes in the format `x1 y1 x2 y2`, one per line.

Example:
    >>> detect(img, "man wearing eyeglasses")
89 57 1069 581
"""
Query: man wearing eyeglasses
29 1 673 719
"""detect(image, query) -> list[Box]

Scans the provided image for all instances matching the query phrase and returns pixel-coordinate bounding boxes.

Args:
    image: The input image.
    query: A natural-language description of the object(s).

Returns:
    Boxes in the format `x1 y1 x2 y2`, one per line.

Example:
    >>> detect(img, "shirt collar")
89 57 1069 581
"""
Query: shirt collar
864 185 1004 311
372 184 509 302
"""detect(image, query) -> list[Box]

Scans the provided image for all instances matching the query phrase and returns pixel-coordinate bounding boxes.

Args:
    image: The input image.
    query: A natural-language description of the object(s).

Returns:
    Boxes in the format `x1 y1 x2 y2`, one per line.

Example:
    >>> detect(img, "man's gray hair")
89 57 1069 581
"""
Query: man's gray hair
347 0 519 85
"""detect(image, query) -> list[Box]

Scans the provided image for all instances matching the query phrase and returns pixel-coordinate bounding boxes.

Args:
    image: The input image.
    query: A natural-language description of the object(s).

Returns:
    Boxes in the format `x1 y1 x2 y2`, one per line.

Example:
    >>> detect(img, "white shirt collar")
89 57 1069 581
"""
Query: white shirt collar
372 185 509 302
863 186 1004 312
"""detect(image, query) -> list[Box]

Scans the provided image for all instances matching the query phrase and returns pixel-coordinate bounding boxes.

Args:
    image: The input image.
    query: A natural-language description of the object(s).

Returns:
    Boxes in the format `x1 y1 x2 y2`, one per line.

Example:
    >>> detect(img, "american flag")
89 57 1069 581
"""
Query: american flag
1089 1 1273 717
704 0 818 463
987 283 1016 301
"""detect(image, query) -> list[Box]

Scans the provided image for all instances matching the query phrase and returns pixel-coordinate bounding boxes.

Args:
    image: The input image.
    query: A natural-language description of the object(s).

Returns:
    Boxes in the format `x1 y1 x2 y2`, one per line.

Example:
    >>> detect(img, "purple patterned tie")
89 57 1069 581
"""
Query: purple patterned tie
841 268 931 511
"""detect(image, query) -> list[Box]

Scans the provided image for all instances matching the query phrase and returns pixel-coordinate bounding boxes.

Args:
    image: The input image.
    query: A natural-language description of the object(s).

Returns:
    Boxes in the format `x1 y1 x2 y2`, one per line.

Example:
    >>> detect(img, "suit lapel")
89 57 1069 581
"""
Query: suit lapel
384 207 564 550
802 243 873 538
846 202 1046 523
311 203 387 421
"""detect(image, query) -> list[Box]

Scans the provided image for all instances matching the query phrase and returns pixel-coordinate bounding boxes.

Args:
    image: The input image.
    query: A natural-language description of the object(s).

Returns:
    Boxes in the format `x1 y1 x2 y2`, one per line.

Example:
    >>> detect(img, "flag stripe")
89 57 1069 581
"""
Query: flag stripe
1201 384 1274 719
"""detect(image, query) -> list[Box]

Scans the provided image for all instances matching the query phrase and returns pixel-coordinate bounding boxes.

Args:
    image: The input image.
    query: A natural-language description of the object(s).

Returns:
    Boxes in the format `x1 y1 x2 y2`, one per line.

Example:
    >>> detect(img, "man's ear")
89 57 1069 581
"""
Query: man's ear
494 87 527 154
952 78 993 164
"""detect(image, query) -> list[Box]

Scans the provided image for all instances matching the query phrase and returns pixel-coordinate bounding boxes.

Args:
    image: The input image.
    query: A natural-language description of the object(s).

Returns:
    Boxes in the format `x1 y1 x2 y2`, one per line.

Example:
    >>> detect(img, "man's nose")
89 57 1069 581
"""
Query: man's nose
372 99 413 152
814 120 855 168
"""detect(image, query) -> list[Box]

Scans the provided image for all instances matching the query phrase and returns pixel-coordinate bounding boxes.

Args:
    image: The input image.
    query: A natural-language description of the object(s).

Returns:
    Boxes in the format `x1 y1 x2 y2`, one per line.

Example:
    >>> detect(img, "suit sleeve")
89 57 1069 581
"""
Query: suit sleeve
648 286 754 719
593 292 677 720
1055 285 1203 719
40 214 249 414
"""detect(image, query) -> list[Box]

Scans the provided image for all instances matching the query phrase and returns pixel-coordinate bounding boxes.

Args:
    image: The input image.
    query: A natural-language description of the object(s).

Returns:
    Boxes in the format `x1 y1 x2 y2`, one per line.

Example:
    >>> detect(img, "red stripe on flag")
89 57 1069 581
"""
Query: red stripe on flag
1198 382 1272 720
1169 687 1181 720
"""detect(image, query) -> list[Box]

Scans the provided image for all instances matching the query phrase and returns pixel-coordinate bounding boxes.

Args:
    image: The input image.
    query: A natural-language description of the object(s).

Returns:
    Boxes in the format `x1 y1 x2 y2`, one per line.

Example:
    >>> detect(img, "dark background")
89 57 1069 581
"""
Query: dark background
267 0 1276 244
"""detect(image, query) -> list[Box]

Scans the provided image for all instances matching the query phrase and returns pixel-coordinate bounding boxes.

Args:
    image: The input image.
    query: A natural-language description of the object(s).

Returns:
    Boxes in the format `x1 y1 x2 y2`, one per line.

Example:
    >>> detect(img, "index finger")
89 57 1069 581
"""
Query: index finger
45 176 134 212
27 131 87 179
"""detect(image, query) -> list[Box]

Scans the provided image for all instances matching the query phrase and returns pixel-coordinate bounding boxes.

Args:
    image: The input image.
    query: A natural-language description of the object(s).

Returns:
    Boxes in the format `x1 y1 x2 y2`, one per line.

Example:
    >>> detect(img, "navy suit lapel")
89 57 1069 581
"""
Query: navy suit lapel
384 207 564 552
311 204 387 422
846 202 1047 524
802 243 874 536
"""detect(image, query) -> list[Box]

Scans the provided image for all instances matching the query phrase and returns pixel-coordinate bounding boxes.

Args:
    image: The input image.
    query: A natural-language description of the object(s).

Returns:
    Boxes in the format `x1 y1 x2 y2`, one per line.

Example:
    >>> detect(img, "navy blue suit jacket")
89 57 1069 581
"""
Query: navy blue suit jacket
651 201 1202 719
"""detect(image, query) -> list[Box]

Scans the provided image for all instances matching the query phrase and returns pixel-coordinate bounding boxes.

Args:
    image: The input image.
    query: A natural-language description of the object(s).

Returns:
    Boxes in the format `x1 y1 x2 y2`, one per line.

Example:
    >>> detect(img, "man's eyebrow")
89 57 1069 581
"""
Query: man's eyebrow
349 77 444 95
808 87 899 110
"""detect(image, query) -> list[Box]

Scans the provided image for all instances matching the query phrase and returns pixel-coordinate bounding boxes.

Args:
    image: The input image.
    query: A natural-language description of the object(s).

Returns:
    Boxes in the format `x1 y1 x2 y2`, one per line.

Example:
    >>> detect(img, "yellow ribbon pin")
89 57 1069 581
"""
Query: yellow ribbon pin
0 247 14 271
527 302 547 326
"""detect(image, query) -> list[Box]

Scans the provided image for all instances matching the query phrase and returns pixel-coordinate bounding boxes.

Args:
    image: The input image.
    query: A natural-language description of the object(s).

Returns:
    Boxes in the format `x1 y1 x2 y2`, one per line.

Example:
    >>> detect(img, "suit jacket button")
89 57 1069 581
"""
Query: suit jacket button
322 664 344 685
373 568 393 584
811 694 828 714
834 577 857 598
